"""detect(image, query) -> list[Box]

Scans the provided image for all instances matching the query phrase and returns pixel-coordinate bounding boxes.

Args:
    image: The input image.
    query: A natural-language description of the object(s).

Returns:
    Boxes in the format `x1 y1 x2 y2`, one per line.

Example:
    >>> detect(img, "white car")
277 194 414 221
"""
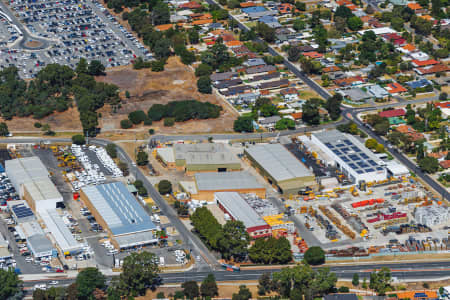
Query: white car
49 281 59 285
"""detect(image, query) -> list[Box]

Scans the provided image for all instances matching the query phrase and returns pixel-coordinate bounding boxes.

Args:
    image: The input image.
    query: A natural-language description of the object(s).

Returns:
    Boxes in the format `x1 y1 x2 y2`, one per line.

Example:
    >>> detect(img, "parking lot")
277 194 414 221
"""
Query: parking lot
0 0 151 78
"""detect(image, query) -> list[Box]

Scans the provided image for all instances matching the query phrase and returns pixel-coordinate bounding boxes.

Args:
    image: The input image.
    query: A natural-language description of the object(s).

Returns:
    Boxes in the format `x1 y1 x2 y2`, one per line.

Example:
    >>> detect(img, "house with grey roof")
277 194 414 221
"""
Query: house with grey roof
339 88 373 102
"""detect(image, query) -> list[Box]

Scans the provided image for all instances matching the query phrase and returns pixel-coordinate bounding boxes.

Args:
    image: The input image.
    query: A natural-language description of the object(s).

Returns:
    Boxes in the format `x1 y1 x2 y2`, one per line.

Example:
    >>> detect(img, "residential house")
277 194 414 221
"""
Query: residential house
395 124 425 141
385 82 407 95
334 76 364 87
415 64 450 75
258 15 282 28
367 85 390 100
440 160 450 169
259 79 290 90
210 72 238 83
411 59 439 68
280 88 298 101
339 88 372 102
244 58 266 67
303 51 323 58
405 79 432 89
179 1 203 9
379 108 406 118
259 115 281 129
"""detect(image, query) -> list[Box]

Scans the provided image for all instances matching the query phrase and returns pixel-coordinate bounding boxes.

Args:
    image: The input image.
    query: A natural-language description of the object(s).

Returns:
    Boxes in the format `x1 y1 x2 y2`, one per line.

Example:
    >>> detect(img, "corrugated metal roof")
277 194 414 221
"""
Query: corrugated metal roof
156 148 175 163
174 143 240 166
215 192 267 229
27 234 54 255
195 171 263 191
115 231 158 248
19 221 44 238
23 179 62 202
40 209 84 253
82 182 156 236
245 144 313 182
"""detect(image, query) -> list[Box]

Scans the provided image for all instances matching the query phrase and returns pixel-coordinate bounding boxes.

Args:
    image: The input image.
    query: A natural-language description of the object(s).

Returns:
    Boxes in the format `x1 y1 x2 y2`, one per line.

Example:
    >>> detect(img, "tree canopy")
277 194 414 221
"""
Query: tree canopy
76 267 106 300
0 269 22 299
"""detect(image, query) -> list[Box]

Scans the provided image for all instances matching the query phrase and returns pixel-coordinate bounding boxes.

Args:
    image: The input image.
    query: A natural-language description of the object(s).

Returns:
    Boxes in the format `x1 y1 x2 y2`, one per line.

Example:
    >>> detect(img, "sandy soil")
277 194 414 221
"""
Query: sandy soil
1 106 83 132
96 57 238 135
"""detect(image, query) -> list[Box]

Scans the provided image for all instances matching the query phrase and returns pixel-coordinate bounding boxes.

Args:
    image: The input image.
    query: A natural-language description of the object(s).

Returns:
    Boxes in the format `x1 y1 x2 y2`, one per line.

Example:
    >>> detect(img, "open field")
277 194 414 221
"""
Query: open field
96 57 238 135
1 106 83 132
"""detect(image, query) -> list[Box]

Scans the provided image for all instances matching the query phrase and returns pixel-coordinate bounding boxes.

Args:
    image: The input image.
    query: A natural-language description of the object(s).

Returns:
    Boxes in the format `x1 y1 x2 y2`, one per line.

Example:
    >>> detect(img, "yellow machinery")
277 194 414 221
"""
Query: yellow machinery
366 189 373 195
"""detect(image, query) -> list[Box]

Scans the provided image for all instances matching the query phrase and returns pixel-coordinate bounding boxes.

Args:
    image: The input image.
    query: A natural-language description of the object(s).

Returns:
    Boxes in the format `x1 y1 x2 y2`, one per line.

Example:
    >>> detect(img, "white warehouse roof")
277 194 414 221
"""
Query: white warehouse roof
245 143 313 182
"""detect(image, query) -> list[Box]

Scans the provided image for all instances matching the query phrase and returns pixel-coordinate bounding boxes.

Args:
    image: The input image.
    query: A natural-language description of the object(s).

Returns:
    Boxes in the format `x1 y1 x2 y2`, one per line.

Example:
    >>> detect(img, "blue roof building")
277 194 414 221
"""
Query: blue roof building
406 79 432 89
242 6 267 14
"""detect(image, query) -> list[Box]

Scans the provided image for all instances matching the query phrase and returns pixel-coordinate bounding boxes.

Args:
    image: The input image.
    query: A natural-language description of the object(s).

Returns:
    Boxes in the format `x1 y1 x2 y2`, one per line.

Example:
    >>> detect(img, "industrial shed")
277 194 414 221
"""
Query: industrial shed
40 209 85 255
157 143 241 174
193 171 265 201
215 192 271 238
244 144 316 194
17 221 55 258
80 182 157 249
6 157 63 213
311 130 387 184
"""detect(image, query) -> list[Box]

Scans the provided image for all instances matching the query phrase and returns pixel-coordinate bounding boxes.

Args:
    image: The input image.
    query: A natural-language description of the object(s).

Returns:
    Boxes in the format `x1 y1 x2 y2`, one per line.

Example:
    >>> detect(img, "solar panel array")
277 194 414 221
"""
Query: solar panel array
324 139 384 175
12 204 34 219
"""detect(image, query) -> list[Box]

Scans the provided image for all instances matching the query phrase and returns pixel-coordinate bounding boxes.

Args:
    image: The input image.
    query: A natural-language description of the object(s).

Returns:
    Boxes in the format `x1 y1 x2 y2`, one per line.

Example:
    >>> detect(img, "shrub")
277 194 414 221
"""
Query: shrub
158 180 172 194
105 143 117 159
304 246 325 265
197 76 212 94
128 110 148 125
143 118 153 125
34 122 42 128
164 118 175 127
149 128 155 135
120 119 133 129
338 286 350 293
72 134 86 145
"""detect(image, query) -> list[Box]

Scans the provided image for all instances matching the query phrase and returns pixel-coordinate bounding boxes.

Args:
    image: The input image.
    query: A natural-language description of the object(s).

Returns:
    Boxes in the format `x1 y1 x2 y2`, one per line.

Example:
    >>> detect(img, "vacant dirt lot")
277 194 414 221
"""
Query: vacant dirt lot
1 106 83 133
96 57 238 135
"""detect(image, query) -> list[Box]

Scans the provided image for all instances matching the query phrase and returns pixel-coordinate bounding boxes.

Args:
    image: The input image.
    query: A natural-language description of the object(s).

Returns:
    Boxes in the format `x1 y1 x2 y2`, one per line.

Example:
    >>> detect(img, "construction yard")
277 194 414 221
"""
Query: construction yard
96 57 238 134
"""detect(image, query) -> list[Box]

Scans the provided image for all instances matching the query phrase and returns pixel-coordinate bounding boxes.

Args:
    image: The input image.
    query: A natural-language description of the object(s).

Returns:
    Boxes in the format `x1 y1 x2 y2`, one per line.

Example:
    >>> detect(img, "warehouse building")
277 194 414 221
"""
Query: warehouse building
311 130 387 184
7 200 36 224
157 143 241 174
6 157 63 213
244 144 316 194
17 221 55 258
191 171 266 201
215 192 271 238
40 209 85 255
80 182 157 249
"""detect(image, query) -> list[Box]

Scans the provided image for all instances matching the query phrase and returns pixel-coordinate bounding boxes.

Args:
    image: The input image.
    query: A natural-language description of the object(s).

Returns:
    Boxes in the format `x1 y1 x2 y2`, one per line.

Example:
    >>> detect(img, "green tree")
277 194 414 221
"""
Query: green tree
88 60 105 76
232 285 252 300
233 116 254 132
191 207 222 249
365 138 378 149
218 220 250 261
439 92 448 100
188 29 200 44
288 46 301 62
76 267 106 300
0 122 9 136
249 237 292 264
352 273 360 286
120 119 133 129
271 264 337 299
0 269 22 299
390 17 404 31
76 58 88 74
118 160 129 176
106 143 117 159
347 16 363 31
369 267 391 295
152 1 170 25
302 100 320 125
334 5 354 20
255 22 276 43
128 110 148 124
325 94 342 120
275 118 295 130
418 156 439 173
195 64 213 77
431 0 442 16
375 143 385 153
293 18 306 31
304 246 325 265
182 281 200 299
257 273 272 296
72 134 86 145
164 117 175 127
153 38 171 59
118 252 161 296
148 104 167 121
136 150 149 166
200 274 218 299
197 76 212 94
158 179 172 194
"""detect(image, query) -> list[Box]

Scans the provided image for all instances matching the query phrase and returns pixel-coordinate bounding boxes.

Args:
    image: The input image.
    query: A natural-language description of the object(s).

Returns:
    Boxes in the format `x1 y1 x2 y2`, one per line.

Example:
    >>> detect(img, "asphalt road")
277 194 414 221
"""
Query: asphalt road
0 1 51 50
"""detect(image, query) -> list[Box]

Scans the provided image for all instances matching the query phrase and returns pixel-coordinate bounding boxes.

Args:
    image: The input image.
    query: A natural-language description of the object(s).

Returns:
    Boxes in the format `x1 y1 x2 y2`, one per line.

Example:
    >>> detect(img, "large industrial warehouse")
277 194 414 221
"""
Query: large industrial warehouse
311 130 387 184
80 182 157 249
157 143 241 174
191 171 266 201
6 157 63 213
244 144 316 194
215 192 271 238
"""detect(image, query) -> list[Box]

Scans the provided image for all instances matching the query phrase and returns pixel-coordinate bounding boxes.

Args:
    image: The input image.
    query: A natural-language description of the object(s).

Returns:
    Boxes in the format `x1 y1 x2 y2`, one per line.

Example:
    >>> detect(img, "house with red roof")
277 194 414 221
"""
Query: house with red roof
435 101 450 109
440 160 450 169
179 1 202 9
303 51 323 59
240 2 256 8
385 82 407 95
379 108 406 118
411 59 439 67
277 3 296 14
415 64 450 75
395 124 425 141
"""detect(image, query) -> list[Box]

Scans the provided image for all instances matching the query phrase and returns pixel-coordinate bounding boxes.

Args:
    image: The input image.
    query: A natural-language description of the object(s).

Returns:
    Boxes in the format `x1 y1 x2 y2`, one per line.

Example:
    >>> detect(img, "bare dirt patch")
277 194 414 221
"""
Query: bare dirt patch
1 106 83 133
24 40 43 48
96 57 238 135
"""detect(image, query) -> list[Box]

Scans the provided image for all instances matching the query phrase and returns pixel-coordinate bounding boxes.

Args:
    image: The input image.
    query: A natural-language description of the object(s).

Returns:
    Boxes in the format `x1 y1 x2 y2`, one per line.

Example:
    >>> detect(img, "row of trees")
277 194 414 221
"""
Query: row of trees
148 100 222 122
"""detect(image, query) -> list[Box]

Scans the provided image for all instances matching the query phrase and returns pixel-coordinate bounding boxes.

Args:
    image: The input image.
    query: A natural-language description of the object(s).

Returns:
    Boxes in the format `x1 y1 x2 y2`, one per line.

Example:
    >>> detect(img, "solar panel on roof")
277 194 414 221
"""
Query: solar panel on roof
351 146 360 152
349 154 359 161
357 170 364 174
365 168 374 172
342 157 350 162
376 167 384 171
341 147 350 153
349 163 357 169
325 143 334 148
360 153 369 159
336 143 345 147
368 160 377 166
343 139 352 145
333 149 341 155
